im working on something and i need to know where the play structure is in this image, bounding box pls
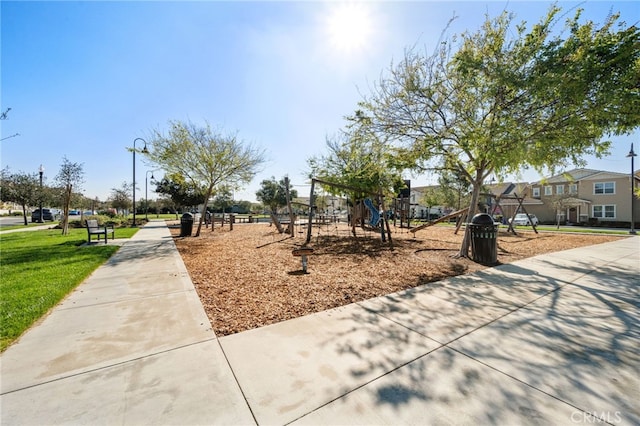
[304,178,394,247]
[363,198,381,227]
[391,181,412,228]
[485,191,538,234]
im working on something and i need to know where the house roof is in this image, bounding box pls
[578,170,634,180]
[532,167,634,184]
[484,182,514,196]
[533,168,601,184]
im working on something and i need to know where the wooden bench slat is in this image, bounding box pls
[292,248,314,256]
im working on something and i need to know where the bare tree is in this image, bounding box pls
[55,157,84,235]
[109,182,133,215]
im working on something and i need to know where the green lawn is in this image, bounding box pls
[429,221,631,235]
[0,227,138,352]
[512,225,631,235]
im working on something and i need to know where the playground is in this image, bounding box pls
[170,221,622,337]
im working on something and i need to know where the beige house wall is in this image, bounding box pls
[405,169,639,226]
[530,170,639,225]
[579,174,638,223]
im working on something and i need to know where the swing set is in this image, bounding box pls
[486,191,538,234]
[304,178,394,247]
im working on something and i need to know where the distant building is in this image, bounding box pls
[408,167,639,227]
[527,168,639,226]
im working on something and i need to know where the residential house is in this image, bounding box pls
[411,182,539,221]
[527,168,639,226]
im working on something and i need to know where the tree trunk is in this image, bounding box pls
[457,174,483,258]
[195,185,215,237]
[21,204,28,226]
[61,185,72,235]
[284,177,295,235]
[271,212,284,233]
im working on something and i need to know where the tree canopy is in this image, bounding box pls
[352,6,639,256]
[0,167,41,225]
[255,176,298,214]
[307,123,406,204]
[147,120,266,236]
[154,173,207,213]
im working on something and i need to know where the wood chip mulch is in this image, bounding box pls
[169,221,622,336]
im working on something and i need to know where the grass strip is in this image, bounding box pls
[0,228,136,352]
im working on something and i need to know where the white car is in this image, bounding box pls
[510,213,539,226]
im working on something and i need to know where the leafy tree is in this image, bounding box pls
[147,120,266,236]
[54,158,84,235]
[355,7,639,257]
[308,123,405,201]
[307,122,406,233]
[210,186,233,213]
[154,173,206,213]
[0,167,41,225]
[109,182,132,215]
[255,176,297,232]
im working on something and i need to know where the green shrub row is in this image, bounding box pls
[65,215,137,229]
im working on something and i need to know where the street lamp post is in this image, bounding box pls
[38,164,44,223]
[145,169,159,221]
[627,143,637,235]
[132,138,149,227]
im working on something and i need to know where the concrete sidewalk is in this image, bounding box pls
[1,221,638,425]
[1,221,252,425]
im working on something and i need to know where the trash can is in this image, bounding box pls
[469,213,498,265]
[180,212,194,237]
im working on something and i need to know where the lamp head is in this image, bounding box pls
[627,143,637,158]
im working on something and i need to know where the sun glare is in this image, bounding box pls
[325,3,373,54]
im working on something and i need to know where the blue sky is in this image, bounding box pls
[2,1,639,203]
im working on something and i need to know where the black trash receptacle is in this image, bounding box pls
[469,213,498,265]
[180,212,194,237]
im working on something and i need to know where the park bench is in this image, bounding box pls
[86,219,114,244]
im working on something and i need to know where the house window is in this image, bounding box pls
[569,184,577,194]
[556,185,564,195]
[532,187,540,198]
[544,186,552,196]
[593,205,616,219]
[594,182,615,194]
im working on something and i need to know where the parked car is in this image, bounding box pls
[510,213,539,226]
[31,208,56,222]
